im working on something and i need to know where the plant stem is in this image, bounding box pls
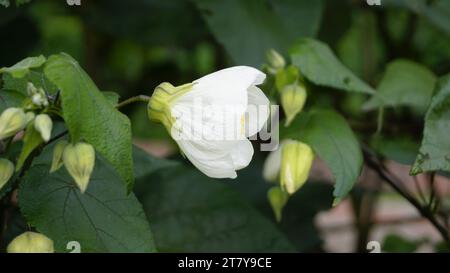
[362,145,450,247]
[116,95,151,109]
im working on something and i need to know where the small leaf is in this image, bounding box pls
[364,59,436,113]
[16,123,43,171]
[290,38,375,94]
[412,74,450,175]
[0,55,46,78]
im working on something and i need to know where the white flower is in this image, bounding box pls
[148,66,269,179]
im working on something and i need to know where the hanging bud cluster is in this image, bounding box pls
[27,82,49,108]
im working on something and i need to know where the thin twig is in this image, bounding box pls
[362,145,450,247]
[116,95,151,109]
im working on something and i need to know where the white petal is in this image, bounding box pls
[245,86,270,137]
[230,139,254,170]
[177,138,237,179]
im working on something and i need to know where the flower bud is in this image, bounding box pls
[7,231,54,253]
[50,140,68,173]
[267,186,289,222]
[266,49,285,73]
[262,146,282,182]
[280,141,314,195]
[63,142,95,193]
[25,112,35,125]
[281,84,307,126]
[0,107,27,140]
[27,82,38,96]
[34,114,53,142]
[0,158,14,190]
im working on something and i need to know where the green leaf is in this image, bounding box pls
[364,60,436,113]
[137,166,295,252]
[2,70,58,96]
[44,53,134,191]
[194,0,324,66]
[19,155,156,253]
[132,146,179,180]
[290,38,375,94]
[0,55,46,78]
[15,123,43,171]
[0,89,26,112]
[412,74,450,175]
[282,109,363,203]
[102,91,120,106]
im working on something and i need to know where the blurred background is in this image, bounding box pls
[1,0,449,252]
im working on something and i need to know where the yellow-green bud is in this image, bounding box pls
[26,82,38,96]
[262,147,282,183]
[280,141,314,195]
[50,140,68,173]
[281,84,307,126]
[34,114,53,142]
[267,186,289,222]
[25,112,35,125]
[266,49,285,73]
[0,158,14,190]
[63,142,95,193]
[7,232,54,253]
[0,107,27,140]
[147,82,193,131]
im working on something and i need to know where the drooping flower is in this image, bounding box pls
[280,83,307,126]
[0,107,28,140]
[7,232,54,253]
[63,142,95,193]
[148,66,270,179]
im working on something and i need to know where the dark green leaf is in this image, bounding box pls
[0,55,46,78]
[364,60,436,113]
[137,166,295,252]
[412,74,450,175]
[44,53,134,191]
[290,38,375,94]
[282,109,363,203]
[19,155,156,253]
[194,0,323,66]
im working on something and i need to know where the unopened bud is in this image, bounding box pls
[266,49,285,73]
[63,142,95,193]
[0,158,14,190]
[267,186,289,222]
[27,82,38,96]
[25,112,35,125]
[280,141,314,195]
[0,107,27,140]
[262,146,282,182]
[7,232,54,253]
[50,140,68,173]
[281,84,307,126]
[34,114,53,142]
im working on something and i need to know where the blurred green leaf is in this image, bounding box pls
[19,154,156,253]
[0,89,26,112]
[0,55,46,78]
[282,109,363,203]
[382,234,419,253]
[291,38,375,94]
[194,0,324,66]
[44,53,134,191]
[412,74,450,175]
[371,135,420,165]
[364,60,436,113]
[136,165,295,252]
